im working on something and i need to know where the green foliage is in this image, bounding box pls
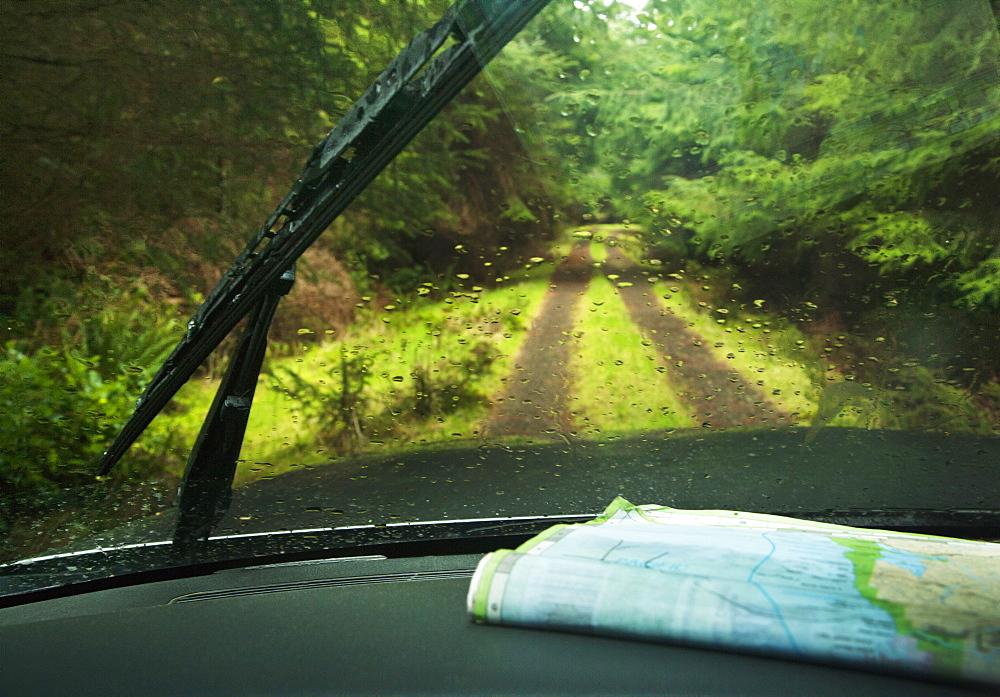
[0,305,182,522]
[953,257,1000,308]
[877,366,996,434]
[513,0,1000,313]
[268,301,501,453]
[0,0,555,498]
[4,0,546,306]
[2,1,343,292]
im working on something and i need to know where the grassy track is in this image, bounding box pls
[570,273,696,436]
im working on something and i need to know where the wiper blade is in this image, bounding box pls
[96,0,553,478]
[790,508,1000,538]
[459,508,1000,538]
[4,508,996,603]
[0,515,585,603]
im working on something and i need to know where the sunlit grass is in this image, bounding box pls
[156,271,554,486]
[570,274,695,437]
[589,241,608,264]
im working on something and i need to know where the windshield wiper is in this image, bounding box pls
[95,0,554,547]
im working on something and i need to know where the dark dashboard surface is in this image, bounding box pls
[1,553,990,696]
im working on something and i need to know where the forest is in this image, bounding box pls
[1,0,999,553]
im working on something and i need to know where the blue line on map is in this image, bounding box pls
[747,531,801,654]
[600,539,624,562]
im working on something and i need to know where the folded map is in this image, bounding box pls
[467,497,1000,685]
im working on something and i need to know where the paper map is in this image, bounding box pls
[467,498,1000,684]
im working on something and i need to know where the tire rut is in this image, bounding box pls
[486,241,593,437]
[602,245,791,428]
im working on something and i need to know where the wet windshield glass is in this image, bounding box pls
[2,0,998,565]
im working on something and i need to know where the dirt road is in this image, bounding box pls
[486,234,789,437]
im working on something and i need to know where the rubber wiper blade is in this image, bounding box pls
[784,508,1000,539]
[96,0,553,476]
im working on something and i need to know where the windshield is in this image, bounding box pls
[2,0,998,570]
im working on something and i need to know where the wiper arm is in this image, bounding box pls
[172,267,294,550]
[96,0,553,480]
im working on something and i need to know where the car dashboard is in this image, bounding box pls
[1,551,991,696]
